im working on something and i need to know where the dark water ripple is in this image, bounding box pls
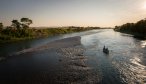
[81,29,146,84]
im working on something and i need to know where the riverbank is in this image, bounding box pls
[114,30,146,39]
[0,27,100,43]
[0,36,99,84]
[114,18,146,39]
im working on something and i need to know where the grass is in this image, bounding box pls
[0,27,99,43]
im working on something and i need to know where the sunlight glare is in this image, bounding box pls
[141,41,146,48]
[143,3,146,9]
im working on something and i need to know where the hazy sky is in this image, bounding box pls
[0,0,146,27]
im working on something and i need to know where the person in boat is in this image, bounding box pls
[103,46,109,54]
[103,46,105,50]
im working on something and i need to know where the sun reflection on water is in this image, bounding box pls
[141,41,146,48]
[129,56,146,83]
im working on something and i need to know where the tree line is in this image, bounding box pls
[0,18,97,42]
[0,18,34,41]
[114,18,146,35]
[0,18,32,30]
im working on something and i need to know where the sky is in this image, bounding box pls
[0,0,146,27]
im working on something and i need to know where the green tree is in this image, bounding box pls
[11,20,21,30]
[21,18,32,29]
[114,18,146,34]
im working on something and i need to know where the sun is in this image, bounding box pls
[143,3,146,9]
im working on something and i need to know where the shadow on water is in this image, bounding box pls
[0,49,62,84]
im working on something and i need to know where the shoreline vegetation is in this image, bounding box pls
[0,18,101,43]
[114,18,146,39]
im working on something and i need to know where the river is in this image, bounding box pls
[81,29,146,83]
[0,29,146,84]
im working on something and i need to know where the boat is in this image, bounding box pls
[103,46,109,54]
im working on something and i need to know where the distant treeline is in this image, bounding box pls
[114,18,146,38]
[0,18,100,43]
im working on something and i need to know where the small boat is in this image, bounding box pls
[103,46,109,54]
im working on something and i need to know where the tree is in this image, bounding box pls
[21,18,32,29]
[11,20,21,30]
[0,22,3,30]
[114,18,146,34]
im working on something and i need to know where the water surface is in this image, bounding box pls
[81,29,146,83]
[0,29,146,84]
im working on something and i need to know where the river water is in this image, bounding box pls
[81,30,146,83]
[0,29,146,84]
